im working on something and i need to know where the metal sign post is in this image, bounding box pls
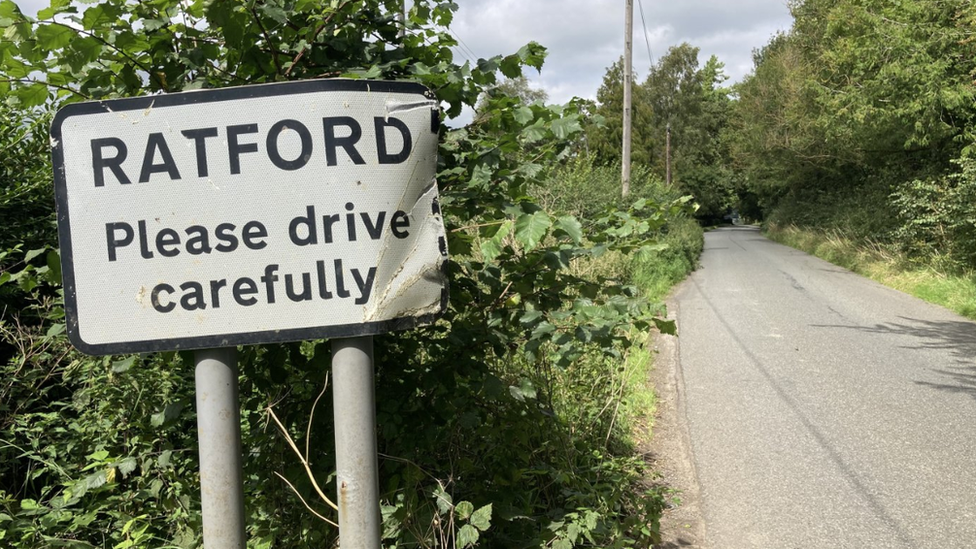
[332,336,381,548]
[194,347,246,549]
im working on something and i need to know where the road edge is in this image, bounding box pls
[649,281,708,548]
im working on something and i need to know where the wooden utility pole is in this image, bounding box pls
[666,122,672,186]
[399,1,406,39]
[622,0,633,197]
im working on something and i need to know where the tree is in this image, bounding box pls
[639,45,734,220]
[584,58,655,168]
[731,0,976,231]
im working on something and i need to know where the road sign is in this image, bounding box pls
[52,80,448,355]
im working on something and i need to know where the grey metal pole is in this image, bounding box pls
[332,336,381,549]
[622,0,633,197]
[195,347,246,549]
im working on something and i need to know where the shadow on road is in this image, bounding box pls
[813,317,976,398]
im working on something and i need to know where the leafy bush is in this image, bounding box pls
[891,156,976,272]
[764,180,899,242]
[535,158,703,303]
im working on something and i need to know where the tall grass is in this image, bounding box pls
[537,157,703,303]
[537,158,704,446]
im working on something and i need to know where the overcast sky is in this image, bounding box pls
[17,0,794,120]
[450,0,794,102]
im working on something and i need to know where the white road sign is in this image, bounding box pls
[52,80,448,355]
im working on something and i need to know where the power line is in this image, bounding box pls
[448,29,479,62]
[636,0,653,68]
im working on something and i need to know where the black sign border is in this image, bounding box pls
[52,79,447,356]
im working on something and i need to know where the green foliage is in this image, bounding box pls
[0,104,54,254]
[534,158,703,303]
[892,157,976,272]
[0,1,698,547]
[734,0,976,233]
[585,46,736,221]
[631,217,703,302]
[732,0,976,274]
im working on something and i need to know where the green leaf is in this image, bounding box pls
[480,220,513,262]
[554,216,583,244]
[509,379,536,402]
[519,310,543,325]
[35,23,74,49]
[111,356,137,373]
[567,522,581,543]
[259,3,288,24]
[515,210,551,251]
[0,1,21,20]
[552,539,573,549]
[151,402,185,427]
[65,36,101,69]
[499,54,521,79]
[46,323,65,338]
[514,106,533,124]
[24,247,46,263]
[432,485,453,515]
[83,471,106,490]
[529,321,555,340]
[364,65,382,78]
[455,500,474,520]
[457,524,479,547]
[469,503,492,531]
[653,317,676,336]
[2,21,28,43]
[550,116,582,139]
[520,119,546,143]
[116,457,137,476]
[16,83,48,108]
[517,42,547,70]
[518,162,543,178]
[81,4,118,30]
[46,249,62,284]
[2,49,29,77]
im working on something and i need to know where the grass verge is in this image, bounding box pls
[602,216,704,451]
[766,223,976,319]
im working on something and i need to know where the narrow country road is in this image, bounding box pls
[673,226,976,548]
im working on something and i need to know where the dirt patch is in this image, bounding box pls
[644,297,707,548]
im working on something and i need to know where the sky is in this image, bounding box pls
[15,0,795,122]
[449,0,795,111]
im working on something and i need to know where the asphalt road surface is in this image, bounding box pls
[673,226,976,548]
